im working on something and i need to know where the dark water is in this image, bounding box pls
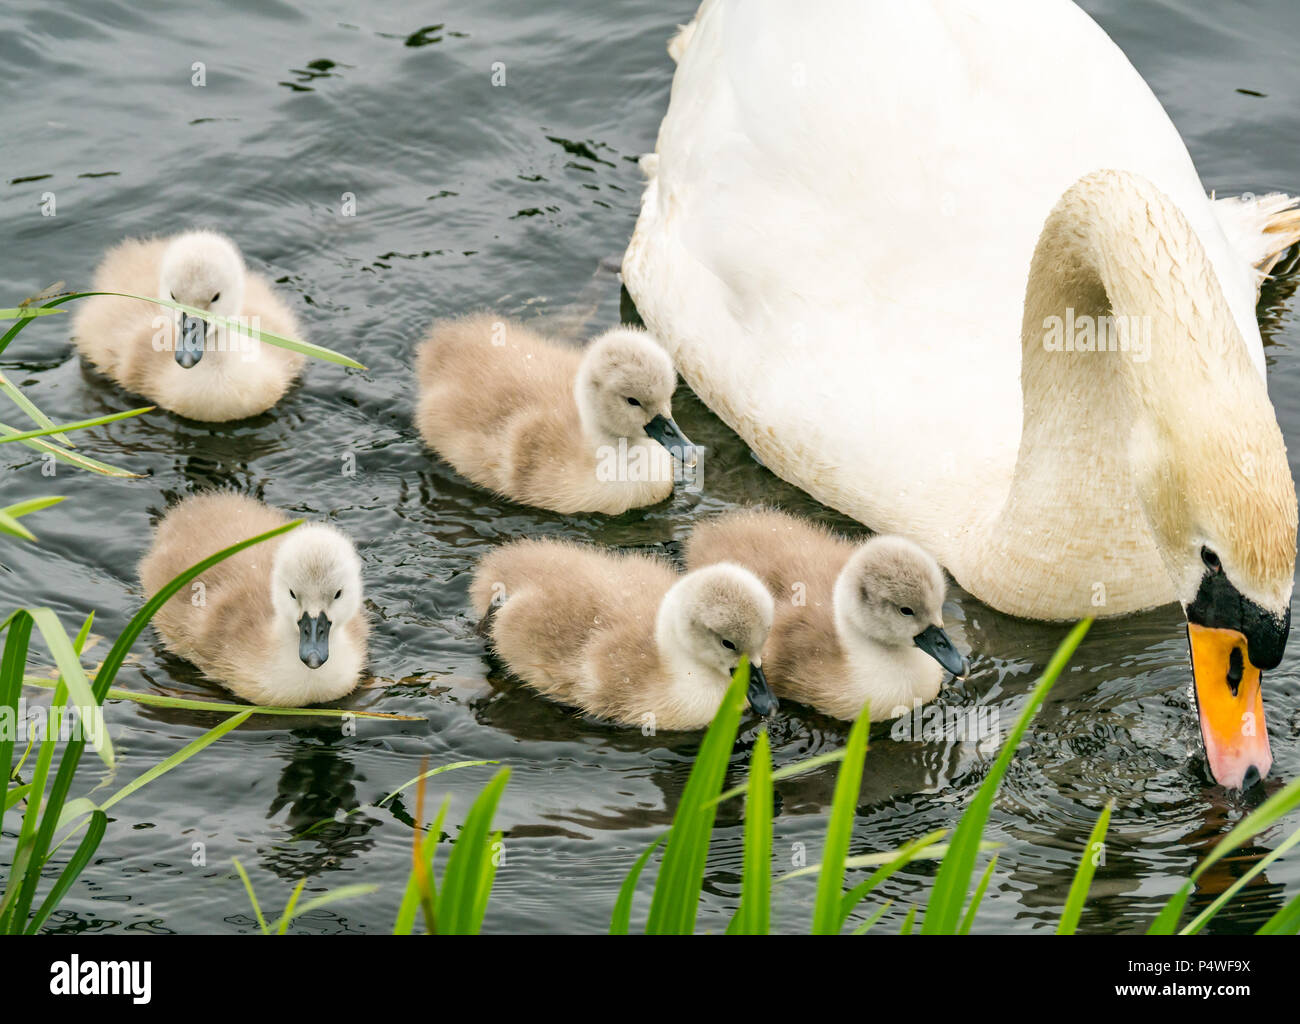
[2,0,1299,934]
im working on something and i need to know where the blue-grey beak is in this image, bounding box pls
[176,313,205,368]
[745,661,779,717]
[644,413,695,463]
[913,624,968,677]
[298,611,332,669]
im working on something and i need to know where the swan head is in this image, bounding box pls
[158,230,246,369]
[835,536,968,677]
[657,562,778,716]
[575,327,695,459]
[1131,410,1296,789]
[269,524,364,670]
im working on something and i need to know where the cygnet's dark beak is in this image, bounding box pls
[176,313,205,368]
[744,660,779,717]
[298,611,332,669]
[913,624,968,677]
[644,413,696,464]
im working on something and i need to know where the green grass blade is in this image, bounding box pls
[836,829,949,928]
[708,749,847,807]
[780,838,999,882]
[232,858,269,935]
[0,511,36,541]
[5,784,31,812]
[378,760,500,807]
[1183,825,1300,935]
[899,905,917,935]
[609,832,668,935]
[1257,889,1300,935]
[9,524,299,933]
[1149,771,1300,934]
[1058,801,1113,935]
[735,729,773,935]
[0,421,140,477]
[0,407,152,446]
[645,659,749,935]
[958,854,999,935]
[0,497,67,540]
[26,607,113,767]
[922,618,1092,935]
[0,613,34,792]
[1,679,67,931]
[20,675,419,721]
[395,798,448,935]
[436,767,510,934]
[1,290,363,368]
[811,701,871,934]
[851,900,893,935]
[471,829,504,932]
[275,884,379,933]
[25,810,106,934]
[35,291,364,369]
[1,496,66,521]
[275,879,308,935]
[0,297,66,358]
[0,369,74,448]
[0,307,64,321]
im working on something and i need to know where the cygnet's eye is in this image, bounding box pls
[1201,547,1221,573]
[626,397,641,407]
[720,637,737,651]
[334,589,342,600]
[900,606,914,616]
[211,292,220,303]
[289,589,297,601]
[170,292,177,301]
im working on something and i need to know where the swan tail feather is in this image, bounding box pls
[667,20,697,64]
[1212,191,1300,285]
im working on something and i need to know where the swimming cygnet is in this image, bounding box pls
[469,538,777,729]
[415,314,696,514]
[72,230,306,421]
[138,492,368,706]
[685,509,968,721]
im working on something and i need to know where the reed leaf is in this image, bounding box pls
[0,406,152,446]
[1149,771,1300,934]
[21,675,420,721]
[922,618,1092,934]
[812,701,871,934]
[958,854,999,935]
[734,729,773,935]
[609,833,667,935]
[644,659,749,935]
[25,810,106,934]
[1057,801,1113,935]
[436,767,510,934]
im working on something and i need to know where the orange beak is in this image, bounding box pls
[1187,623,1272,790]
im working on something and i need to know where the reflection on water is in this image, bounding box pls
[2,0,1300,933]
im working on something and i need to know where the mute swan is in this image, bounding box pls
[139,493,368,707]
[72,230,306,421]
[415,315,695,514]
[623,0,1300,788]
[686,509,967,721]
[470,539,777,729]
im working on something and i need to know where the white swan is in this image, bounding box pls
[623,0,1300,787]
[72,231,306,421]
